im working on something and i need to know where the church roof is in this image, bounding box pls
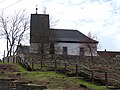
[50,29,98,43]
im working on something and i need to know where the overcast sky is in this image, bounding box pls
[0,0,120,57]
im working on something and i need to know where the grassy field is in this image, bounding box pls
[0,62,109,90]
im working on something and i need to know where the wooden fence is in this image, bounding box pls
[2,54,120,88]
[3,56,17,63]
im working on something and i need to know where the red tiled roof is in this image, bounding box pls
[97,51,120,58]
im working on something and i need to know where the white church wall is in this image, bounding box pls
[30,42,98,56]
[54,42,98,56]
[54,42,82,55]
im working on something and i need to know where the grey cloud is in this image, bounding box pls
[89,0,112,4]
[102,0,112,2]
[75,18,95,26]
[110,2,120,15]
[102,20,115,27]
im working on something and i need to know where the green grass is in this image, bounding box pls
[22,71,109,89]
[0,62,109,90]
[70,77,109,90]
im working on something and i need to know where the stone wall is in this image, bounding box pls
[0,78,15,90]
[0,78,47,90]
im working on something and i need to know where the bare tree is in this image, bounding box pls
[87,32,98,54]
[0,10,29,57]
[85,32,99,66]
[41,4,59,28]
[49,16,59,28]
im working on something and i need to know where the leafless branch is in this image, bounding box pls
[0,10,29,56]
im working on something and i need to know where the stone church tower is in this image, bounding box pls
[30,14,50,53]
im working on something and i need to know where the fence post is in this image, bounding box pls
[15,56,17,63]
[8,57,9,63]
[40,53,44,71]
[13,56,15,63]
[31,58,34,71]
[76,64,78,77]
[91,70,94,83]
[16,56,19,64]
[3,50,5,63]
[3,58,4,63]
[55,59,57,72]
[64,62,67,76]
[40,60,43,71]
[105,72,108,88]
